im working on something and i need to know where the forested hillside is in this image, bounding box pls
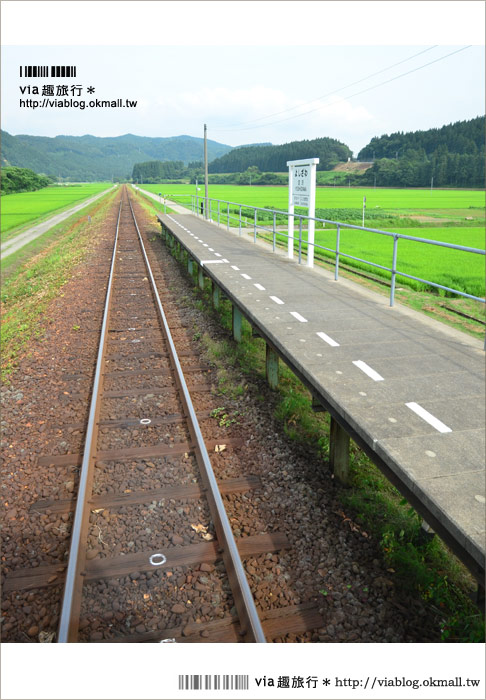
[208,137,352,173]
[357,117,485,188]
[1,131,233,181]
[132,160,187,182]
[132,159,287,185]
[1,166,52,194]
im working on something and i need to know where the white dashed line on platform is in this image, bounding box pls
[352,360,384,382]
[241,273,251,280]
[317,332,340,347]
[405,402,452,433]
[231,265,240,270]
[270,296,284,305]
[290,312,308,323]
[254,283,266,291]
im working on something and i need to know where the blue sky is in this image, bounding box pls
[2,2,485,156]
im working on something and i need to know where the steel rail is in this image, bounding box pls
[127,194,266,643]
[58,200,123,642]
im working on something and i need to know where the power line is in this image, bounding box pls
[214,45,438,131]
[212,45,472,134]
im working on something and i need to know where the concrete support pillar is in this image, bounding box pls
[419,519,436,543]
[329,416,350,484]
[198,266,205,290]
[232,305,242,343]
[212,280,221,309]
[187,256,194,276]
[265,344,279,390]
[474,583,485,607]
[311,396,326,412]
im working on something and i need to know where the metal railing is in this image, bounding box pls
[164,194,485,308]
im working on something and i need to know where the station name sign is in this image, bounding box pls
[292,167,311,207]
[286,157,319,267]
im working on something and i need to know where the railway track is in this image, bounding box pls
[55,188,267,642]
[4,188,326,643]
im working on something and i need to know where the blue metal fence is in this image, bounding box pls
[160,191,485,308]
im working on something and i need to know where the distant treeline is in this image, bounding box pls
[132,116,485,189]
[357,116,485,188]
[208,137,352,173]
[132,159,203,183]
[132,162,289,186]
[1,166,53,195]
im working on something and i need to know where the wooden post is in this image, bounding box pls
[212,280,221,309]
[232,305,242,343]
[329,416,350,484]
[265,344,279,390]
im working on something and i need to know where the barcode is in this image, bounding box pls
[178,675,249,691]
[20,66,77,78]
[20,66,48,77]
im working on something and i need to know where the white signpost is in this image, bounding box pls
[287,157,319,267]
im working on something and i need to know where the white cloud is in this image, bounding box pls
[154,86,375,149]
[156,85,290,127]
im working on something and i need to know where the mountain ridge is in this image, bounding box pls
[0,131,234,180]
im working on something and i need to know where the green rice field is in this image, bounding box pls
[140,183,484,213]
[302,226,484,299]
[1,183,112,239]
[140,184,485,299]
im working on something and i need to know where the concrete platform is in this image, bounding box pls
[156,207,485,582]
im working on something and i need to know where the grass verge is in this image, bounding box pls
[131,187,176,218]
[161,232,485,643]
[1,189,118,381]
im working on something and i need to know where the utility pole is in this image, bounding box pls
[204,123,209,219]
[430,176,434,194]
